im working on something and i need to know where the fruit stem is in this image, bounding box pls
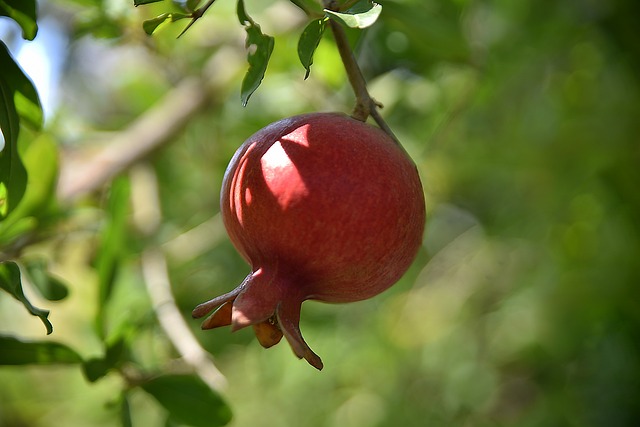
[324,1,402,147]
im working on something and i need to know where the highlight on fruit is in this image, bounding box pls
[192,112,426,370]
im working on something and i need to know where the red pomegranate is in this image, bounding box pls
[192,112,425,369]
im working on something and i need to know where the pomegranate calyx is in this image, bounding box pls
[191,277,248,319]
[192,272,323,369]
[252,317,283,348]
[276,302,323,370]
[200,301,233,329]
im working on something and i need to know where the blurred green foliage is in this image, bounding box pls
[1,0,639,426]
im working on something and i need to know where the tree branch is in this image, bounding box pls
[57,47,243,203]
[324,1,402,146]
[132,165,227,392]
[326,15,372,121]
[57,78,206,203]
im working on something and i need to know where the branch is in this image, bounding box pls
[132,165,227,392]
[141,248,227,391]
[324,1,402,146]
[326,15,372,121]
[57,47,243,203]
[57,78,206,203]
[178,0,218,38]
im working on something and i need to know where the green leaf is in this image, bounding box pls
[133,0,164,6]
[0,41,43,218]
[63,0,102,5]
[288,0,323,16]
[0,46,27,218]
[82,358,112,383]
[0,0,38,40]
[120,393,133,427]
[236,0,250,24]
[0,146,27,219]
[237,0,274,107]
[0,335,82,365]
[23,258,69,301]
[0,41,43,130]
[0,261,53,334]
[141,375,232,427]
[325,0,382,29]
[298,18,327,80]
[0,216,37,245]
[0,134,58,227]
[94,177,130,337]
[186,0,202,12]
[143,12,190,35]
[73,12,124,39]
[82,338,127,382]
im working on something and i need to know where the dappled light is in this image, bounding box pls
[1,0,639,426]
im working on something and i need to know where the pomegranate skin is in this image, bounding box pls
[193,112,425,369]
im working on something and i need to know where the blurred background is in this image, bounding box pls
[1,0,639,426]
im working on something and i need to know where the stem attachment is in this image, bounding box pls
[324,1,402,146]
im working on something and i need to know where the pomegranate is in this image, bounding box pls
[192,112,425,369]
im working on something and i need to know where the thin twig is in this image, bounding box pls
[328,17,399,143]
[141,248,227,391]
[370,103,402,146]
[178,0,218,38]
[132,165,227,392]
[325,14,372,121]
[325,1,402,148]
[323,0,402,147]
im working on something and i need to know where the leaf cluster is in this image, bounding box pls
[0,0,42,219]
[0,0,56,336]
[1,173,232,426]
[136,0,381,104]
[0,3,232,424]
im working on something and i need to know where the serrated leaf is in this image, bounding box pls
[237,0,274,107]
[0,261,53,334]
[325,0,382,29]
[133,0,164,6]
[143,12,190,35]
[24,258,69,301]
[298,18,327,80]
[0,0,38,40]
[141,375,232,427]
[0,335,82,365]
